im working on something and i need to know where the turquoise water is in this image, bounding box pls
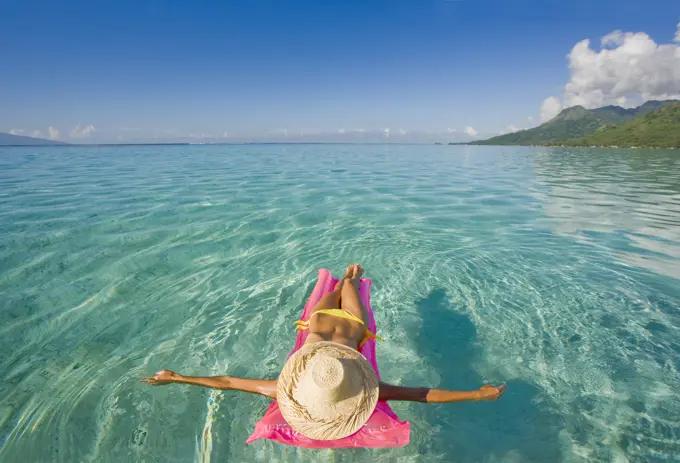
[1,144,679,462]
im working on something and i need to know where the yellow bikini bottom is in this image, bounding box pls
[294,308,383,349]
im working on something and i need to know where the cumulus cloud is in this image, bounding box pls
[398,128,406,135]
[31,130,44,138]
[70,124,96,138]
[563,27,680,108]
[601,30,626,48]
[464,126,477,137]
[9,128,24,135]
[527,116,534,122]
[48,126,60,140]
[676,22,680,42]
[447,128,457,133]
[383,127,390,138]
[540,96,564,122]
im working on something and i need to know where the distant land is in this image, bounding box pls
[548,101,680,149]
[469,100,679,148]
[0,132,68,146]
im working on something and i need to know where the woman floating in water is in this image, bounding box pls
[142,264,505,441]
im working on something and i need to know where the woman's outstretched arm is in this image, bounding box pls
[378,382,506,403]
[141,370,277,398]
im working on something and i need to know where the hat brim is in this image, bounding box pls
[277,341,379,440]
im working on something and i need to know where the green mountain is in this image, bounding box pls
[591,100,673,125]
[554,102,680,149]
[470,100,677,146]
[0,132,68,146]
[470,106,609,145]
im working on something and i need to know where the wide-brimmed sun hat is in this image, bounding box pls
[276,341,379,440]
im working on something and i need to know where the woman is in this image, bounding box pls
[142,264,505,440]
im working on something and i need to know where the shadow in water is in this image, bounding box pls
[414,289,564,462]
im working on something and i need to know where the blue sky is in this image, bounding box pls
[1,0,679,143]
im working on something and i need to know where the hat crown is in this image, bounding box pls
[295,354,361,406]
[310,356,345,391]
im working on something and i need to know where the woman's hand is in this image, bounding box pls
[140,369,180,386]
[477,384,506,401]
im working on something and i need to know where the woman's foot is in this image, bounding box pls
[344,264,356,280]
[350,264,364,287]
[334,264,356,291]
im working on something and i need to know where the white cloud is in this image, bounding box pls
[221,131,229,138]
[70,124,96,138]
[31,130,44,138]
[540,96,564,122]
[601,30,626,48]
[188,132,213,139]
[563,27,680,108]
[398,128,406,135]
[9,129,24,135]
[447,128,457,133]
[383,127,390,138]
[500,124,521,135]
[527,116,534,122]
[464,126,477,137]
[675,22,680,42]
[338,128,346,134]
[48,126,60,140]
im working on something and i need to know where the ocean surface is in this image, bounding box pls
[1,144,679,462]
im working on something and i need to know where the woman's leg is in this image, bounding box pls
[340,264,368,324]
[306,265,354,315]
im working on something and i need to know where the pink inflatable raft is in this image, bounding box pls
[246,268,410,448]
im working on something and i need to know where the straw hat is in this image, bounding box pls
[277,341,379,440]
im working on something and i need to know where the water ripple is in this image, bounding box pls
[1,145,679,461]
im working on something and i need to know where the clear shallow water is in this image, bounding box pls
[1,144,679,462]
